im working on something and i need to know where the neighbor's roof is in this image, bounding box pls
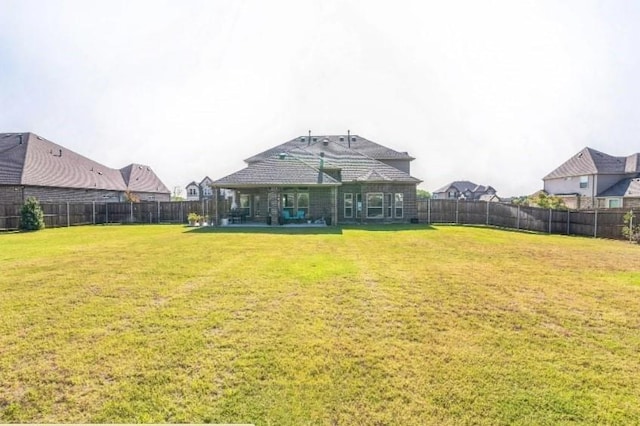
[244,134,415,164]
[434,180,485,194]
[121,163,170,193]
[0,132,169,193]
[544,147,640,179]
[599,177,640,197]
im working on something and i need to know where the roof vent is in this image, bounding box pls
[351,137,356,142]
[322,138,329,146]
[300,137,305,142]
[339,136,345,142]
[278,152,287,160]
[313,137,318,142]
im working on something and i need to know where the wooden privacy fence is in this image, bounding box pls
[0,198,635,240]
[0,200,217,230]
[417,199,634,240]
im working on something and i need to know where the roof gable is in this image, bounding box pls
[599,177,640,197]
[544,147,636,179]
[121,163,170,193]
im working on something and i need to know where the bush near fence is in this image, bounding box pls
[0,200,217,230]
[0,199,636,241]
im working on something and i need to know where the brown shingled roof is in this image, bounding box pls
[0,132,169,194]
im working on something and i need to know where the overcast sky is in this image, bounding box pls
[2,0,640,197]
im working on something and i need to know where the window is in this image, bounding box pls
[394,193,404,218]
[188,187,197,196]
[608,198,621,208]
[239,194,251,216]
[297,192,309,216]
[356,193,363,218]
[385,193,392,217]
[282,193,295,216]
[282,191,308,217]
[367,193,383,218]
[579,176,588,189]
[344,193,353,218]
[448,190,457,199]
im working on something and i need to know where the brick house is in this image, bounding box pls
[212,134,421,225]
[0,132,170,203]
[543,147,640,209]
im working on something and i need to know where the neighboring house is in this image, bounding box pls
[185,176,215,201]
[0,132,170,203]
[543,147,640,209]
[212,134,421,225]
[432,181,499,201]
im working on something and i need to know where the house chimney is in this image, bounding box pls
[347,130,350,148]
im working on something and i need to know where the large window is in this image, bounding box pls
[344,193,353,218]
[579,176,588,189]
[356,194,363,218]
[366,193,383,218]
[394,193,404,218]
[282,191,309,218]
[240,194,251,216]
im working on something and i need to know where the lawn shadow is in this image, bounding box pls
[185,223,437,235]
[184,225,344,235]
[340,223,437,232]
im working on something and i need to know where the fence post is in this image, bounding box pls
[486,201,490,225]
[516,205,520,230]
[130,202,134,223]
[157,201,161,224]
[567,210,570,235]
[106,203,109,224]
[92,201,96,224]
[548,208,552,234]
[427,197,431,224]
[630,210,634,243]
[456,199,459,224]
[66,202,70,227]
[594,209,598,238]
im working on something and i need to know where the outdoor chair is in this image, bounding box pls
[282,210,291,221]
[295,210,305,222]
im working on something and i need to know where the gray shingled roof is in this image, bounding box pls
[599,177,640,197]
[0,132,169,194]
[214,138,420,187]
[434,180,482,194]
[245,134,414,164]
[544,147,640,179]
[121,163,170,193]
[213,154,340,187]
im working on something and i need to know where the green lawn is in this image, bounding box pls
[0,224,639,424]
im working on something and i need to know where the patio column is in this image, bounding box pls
[268,187,280,226]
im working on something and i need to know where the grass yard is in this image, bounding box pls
[0,224,639,424]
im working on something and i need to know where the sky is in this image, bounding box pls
[2,0,640,197]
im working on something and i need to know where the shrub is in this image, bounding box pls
[622,211,640,243]
[20,197,45,231]
[187,212,202,224]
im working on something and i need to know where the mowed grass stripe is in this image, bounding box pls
[0,225,638,424]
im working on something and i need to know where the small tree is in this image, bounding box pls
[622,210,640,243]
[20,197,45,231]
